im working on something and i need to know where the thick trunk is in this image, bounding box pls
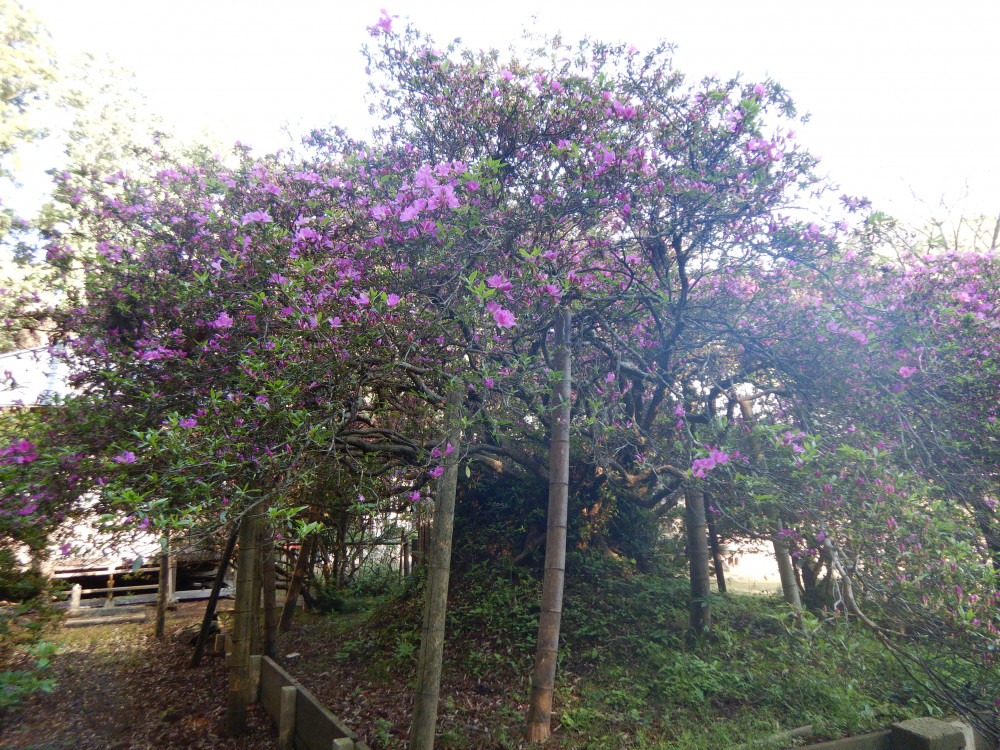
[279,534,314,633]
[685,489,712,637]
[409,385,464,750]
[527,311,572,743]
[225,509,260,737]
[190,526,238,668]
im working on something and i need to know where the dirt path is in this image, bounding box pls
[0,602,275,750]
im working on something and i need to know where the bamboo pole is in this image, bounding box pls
[527,310,573,743]
[225,508,260,737]
[409,384,464,750]
[685,489,712,637]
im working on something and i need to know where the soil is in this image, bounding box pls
[1,598,533,749]
[0,601,275,750]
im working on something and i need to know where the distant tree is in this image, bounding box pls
[0,0,54,177]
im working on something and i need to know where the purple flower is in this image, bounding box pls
[487,274,512,294]
[113,451,137,464]
[179,417,198,428]
[240,210,273,225]
[486,301,516,328]
[483,377,494,389]
[898,366,918,378]
[211,311,234,329]
[429,466,444,478]
[369,9,393,36]
[386,293,401,307]
[60,543,72,556]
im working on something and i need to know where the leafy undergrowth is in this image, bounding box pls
[279,553,941,749]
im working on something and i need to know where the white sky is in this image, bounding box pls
[13,0,1000,225]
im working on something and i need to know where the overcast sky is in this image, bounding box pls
[15,0,1000,225]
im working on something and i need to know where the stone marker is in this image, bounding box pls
[891,718,965,750]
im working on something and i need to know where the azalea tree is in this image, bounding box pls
[357,15,862,740]
[11,8,998,743]
[683,212,1000,734]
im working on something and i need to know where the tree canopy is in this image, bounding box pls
[2,11,999,742]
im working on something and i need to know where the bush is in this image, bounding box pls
[0,548,46,602]
[348,562,400,598]
[311,576,347,614]
[0,641,57,710]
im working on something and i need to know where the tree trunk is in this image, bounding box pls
[738,398,803,624]
[250,520,264,659]
[771,514,804,626]
[707,513,727,594]
[190,526,238,668]
[261,527,278,660]
[280,534,314,633]
[401,531,409,580]
[155,539,169,639]
[225,508,260,737]
[409,384,464,750]
[527,310,572,743]
[685,489,712,637]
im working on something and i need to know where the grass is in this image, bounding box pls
[283,553,947,749]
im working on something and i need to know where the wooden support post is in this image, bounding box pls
[685,489,712,638]
[190,526,238,668]
[155,551,169,638]
[105,565,115,607]
[332,739,354,749]
[249,655,262,703]
[168,555,178,603]
[70,583,81,611]
[278,685,296,750]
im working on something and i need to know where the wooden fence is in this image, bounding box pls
[251,655,371,750]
